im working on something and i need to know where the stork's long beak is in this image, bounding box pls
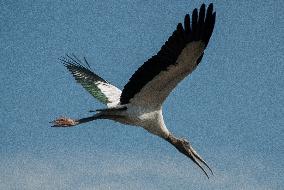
[166,134,213,178]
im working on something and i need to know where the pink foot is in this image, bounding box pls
[50,117,78,127]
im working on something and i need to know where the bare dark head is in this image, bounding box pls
[166,133,213,178]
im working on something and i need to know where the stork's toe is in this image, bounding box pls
[50,117,78,127]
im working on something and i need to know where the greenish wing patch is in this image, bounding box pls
[60,55,110,105]
[77,80,110,104]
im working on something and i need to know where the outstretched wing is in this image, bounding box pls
[60,55,121,107]
[120,3,216,108]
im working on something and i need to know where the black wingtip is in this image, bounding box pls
[212,11,216,18]
[208,3,214,10]
[177,23,183,31]
[199,4,206,19]
[192,8,198,17]
[184,14,190,29]
[59,54,91,71]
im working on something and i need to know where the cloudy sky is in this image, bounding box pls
[1,0,283,189]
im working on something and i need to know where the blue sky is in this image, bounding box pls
[1,0,283,189]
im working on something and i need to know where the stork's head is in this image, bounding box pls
[166,134,213,178]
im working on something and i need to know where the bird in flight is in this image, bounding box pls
[51,3,216,178]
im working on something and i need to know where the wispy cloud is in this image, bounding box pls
[0,150,280,190]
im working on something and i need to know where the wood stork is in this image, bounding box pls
[51,3,216,178]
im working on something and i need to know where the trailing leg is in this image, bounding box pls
[50,112,102,127]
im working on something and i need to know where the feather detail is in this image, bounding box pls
[60,54,121,107]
